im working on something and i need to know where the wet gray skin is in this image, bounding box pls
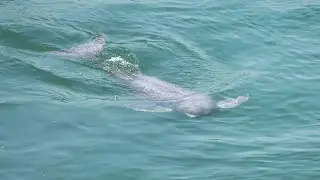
[122,73,219,117]
[50,34,105,58]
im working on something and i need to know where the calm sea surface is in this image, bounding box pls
[1,0,320,179]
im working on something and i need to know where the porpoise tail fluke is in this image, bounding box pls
[216,95,249,109]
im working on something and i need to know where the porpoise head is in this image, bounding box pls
[174,93,218,117]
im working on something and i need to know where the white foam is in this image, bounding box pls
[101,56,139,74]
[106,57,136,67]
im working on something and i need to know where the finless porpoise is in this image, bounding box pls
[51,34,248,117]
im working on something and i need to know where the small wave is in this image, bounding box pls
[0,100,22,108]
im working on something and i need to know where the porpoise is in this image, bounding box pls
[51,34,248,117]
[114,72,248,117]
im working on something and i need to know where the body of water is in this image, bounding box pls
[1,0,320,179]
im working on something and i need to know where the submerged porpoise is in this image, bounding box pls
[115,72,248,117]
[51,34,248,117]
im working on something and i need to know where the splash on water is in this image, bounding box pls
[101,56,139,75]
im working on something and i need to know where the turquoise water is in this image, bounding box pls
[1,0,320,179]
